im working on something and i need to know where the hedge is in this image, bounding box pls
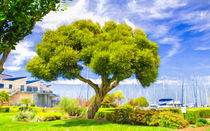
[185,108,210,124]
[0,107,10,112]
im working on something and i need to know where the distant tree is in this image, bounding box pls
[0,0,71,73]
[114,90,124,106]
[135,97,149,107]
[21,98,32,107]
[0,91,9,106]
[125,97,149,107]
[26,20,160,119]
[127,98,137,107]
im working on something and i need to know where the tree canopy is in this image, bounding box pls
[27,20,159,87]
[0,0,70,73]
[26,19,160,118]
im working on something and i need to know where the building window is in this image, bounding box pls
[0,84,4,88]
[27,86,32,92]
[20,85,24,91]
[40,87,43,93]
[9,84,12,89]
[33,87,38,92]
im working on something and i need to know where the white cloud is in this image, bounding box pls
[36,0,110,31]
[159,37,181,58]
[4,41,37,71]
[124,19,136,29]
[195,46,210,51]
[52,78,140,85]
[128,0,186,19]
[4,66,21,71]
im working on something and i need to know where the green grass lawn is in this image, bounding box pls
[0,113,174,131]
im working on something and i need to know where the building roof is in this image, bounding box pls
[0,74,13,79]
[159,98,174,102]
[26,80,40,84]
[3,76,26,81]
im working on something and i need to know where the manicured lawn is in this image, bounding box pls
[0,113,173,131]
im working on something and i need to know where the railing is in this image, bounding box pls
[9,88,20,96]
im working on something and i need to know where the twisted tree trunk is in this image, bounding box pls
[86,93,105,119]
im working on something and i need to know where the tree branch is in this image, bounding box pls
[0,49,11,73]
[77,74,99,93]
[106,80,120,93]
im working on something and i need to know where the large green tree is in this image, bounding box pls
[26,20,160,119]
[0,0,70,73]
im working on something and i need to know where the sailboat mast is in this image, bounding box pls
[181,80,184,107]
[194,79,198,107]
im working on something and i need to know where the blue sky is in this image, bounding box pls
[2,0,210,93]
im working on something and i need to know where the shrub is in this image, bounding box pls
[61,112,69,120]
[150,111,189,129]
[20,98,32,107]
[9,106,19,112]
[112,107,155,125]
[31,103,36,107]
[197,118,208,124]
[0,106,10,112]
[195,122,205,127]
[15,111,35,121]
[36,112,62,121]
[185,108,210,124]
[80,107,88,116]
[59,97,81,116]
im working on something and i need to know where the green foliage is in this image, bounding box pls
[195,122,205,127]
[30,103,36,107]
[150,111,189,129]
[35,112,62,121]
[0,91,9,105]
[80,107,88,116]
[134,97,149,107]
[197,118,208,124]
[0,0,71,52]
[8,106,19,112]
[125,97,149,107]
[89,91,125,108]
[15,111,35,121]
[112,108,154,125]
[185,108,210,124]
[20,98,32,107]
[0,106,10,112]
[27,20,159,87]
[0,113,173,131]
[59,97,81,116]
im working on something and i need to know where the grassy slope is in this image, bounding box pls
[0,113,173,131]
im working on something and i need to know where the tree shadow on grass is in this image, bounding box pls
[53,119,110,127]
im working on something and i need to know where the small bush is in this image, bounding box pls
[150,111,189,129]
[59,97,81,116]
[61,113,69,120]
[9,106,19,112]
[30,103,35,107]
[36,112,62,121]
[196,122,205,127]
[197,118,208,124]
[15,111,35,121]
[80,107,87,116]
[112,107,154,125]
[0,107,10,112]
